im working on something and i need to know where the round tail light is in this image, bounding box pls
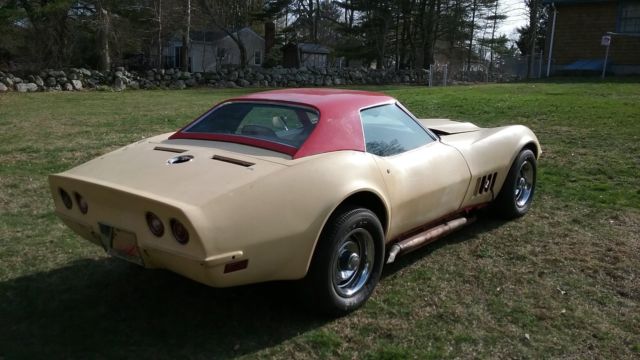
[75,192,88,214]
[59,188,73,209]
[146,212,164,237]
[170,219,189,244]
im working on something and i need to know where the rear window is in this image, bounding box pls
[185,102,319,148]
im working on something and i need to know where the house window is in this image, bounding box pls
[620,1,640,33]
[175,46,182,68]
[254,50,262,65]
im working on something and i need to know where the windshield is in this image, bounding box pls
[185,102,319,149]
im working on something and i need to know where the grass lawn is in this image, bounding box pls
[0,82,638,359]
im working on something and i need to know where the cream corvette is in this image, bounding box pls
[49,89,540,314]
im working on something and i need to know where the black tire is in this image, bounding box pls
[306,206,385,316]
[493,149,537,219]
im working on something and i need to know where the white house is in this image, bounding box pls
[163,27,265,71]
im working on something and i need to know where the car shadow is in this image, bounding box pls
[0,212,508,358]
[0,258,327,359]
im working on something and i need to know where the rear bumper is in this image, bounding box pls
[57,212,248,288]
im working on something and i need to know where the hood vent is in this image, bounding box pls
[212,155,254,167]
[154,146,187,153]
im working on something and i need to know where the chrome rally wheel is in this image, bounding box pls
[332,228,375,297]
[307,207,384,316]
[515,160,534,208]
[493,148,537,219]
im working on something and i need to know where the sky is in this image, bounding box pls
[497,0,529,39]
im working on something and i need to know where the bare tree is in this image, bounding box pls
[486,0,507,72]
[466,0,478,74]
[152,0,163,68]
[180,0,191,71]
[198,0,258,67]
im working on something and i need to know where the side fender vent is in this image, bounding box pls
[211,155,255,167]
[474,172,498,195]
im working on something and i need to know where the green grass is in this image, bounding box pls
[1,83,639,359]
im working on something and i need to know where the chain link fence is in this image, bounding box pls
[423,52,547,87]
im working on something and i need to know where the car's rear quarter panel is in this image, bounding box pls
[193,150,390,284]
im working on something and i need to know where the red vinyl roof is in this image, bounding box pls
[232,88,394,111]
[170,88,396,159]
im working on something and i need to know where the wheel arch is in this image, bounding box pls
[303,189,390,274]
[337,191,389,235]
[522,141,541,159]
[497,142,539,197]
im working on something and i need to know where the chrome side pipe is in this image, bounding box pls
[386,217,473,264]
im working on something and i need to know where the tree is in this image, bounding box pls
[521,0,546,78]
[485,0,507,72]
[153,0,163,68]
[198,0,260,67]
[13,0,76,68]
[180,0,190,71]
[95,0,111,71]
[466,0,478,73]
[0,1,27,67]
[0,0,523,74]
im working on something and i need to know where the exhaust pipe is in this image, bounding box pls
[386,217,473,264]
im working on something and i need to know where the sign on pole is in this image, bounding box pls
[601,35,611,47]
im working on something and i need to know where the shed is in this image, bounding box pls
[282,43,330,68]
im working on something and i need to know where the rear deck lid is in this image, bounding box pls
[56,133,288,207]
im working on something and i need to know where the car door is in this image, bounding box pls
[360,103,471,239]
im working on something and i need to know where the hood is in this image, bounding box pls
[54,133,289,207]
[418,118,481,135]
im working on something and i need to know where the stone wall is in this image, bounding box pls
[0,66,429,93]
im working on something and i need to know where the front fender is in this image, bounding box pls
[440,125,541,207]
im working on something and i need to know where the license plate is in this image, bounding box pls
[99,223,144,266]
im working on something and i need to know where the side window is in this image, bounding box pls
[361,104,434,156]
